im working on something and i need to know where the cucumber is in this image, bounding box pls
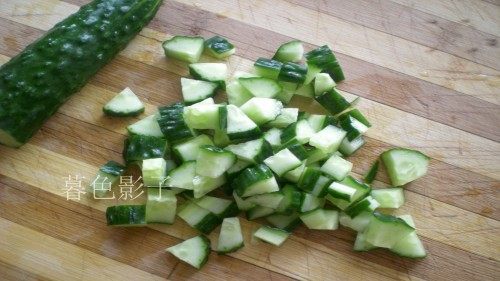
[276,185,302,214]
[314,73,336,96]
[106,205,146,227]
[122,135,167,164]
[320,154,353,181]
[297,167,321,192]
[103,87,145,117]
[364,160,379,184]
[327,182,357,202]
[232,164,279,197]
[263,148,302,176]
[344,196,380,218]
[225,138,273,164]
[338,136,365,157]
[213,129,231,147]
[309,175,332,198]
[325,176,371,210]
[189,63,228,87]
[157,102,196,142]
[363,212,414,248]
[226,160,252,180]
[380,148,430,186]
[300,193,325,213]
[353,232,377,252]
[195,145,236,178]
[166,235,211,269]
[238,77,282,99]
[281,119,315,144]
[278,62,307,84]
[371,188,405,209]
[240,98,283,125]
[280,140,309,160]
[146,188,177,224]
[183,102,223,130]
[300,209,339,230]
[309,125,347,153]
[276,81,297,104]
[217,217,244,254]
[283,162,306,183]
[273,40,304,63]
[0,0,162,147]
[305,45,345,82]
[162,36,204,63]
[142,158,167,187]
[247,192,284,209]
[303,63,322,85]
[305,148,333,165]
[89,161,125,198]
[338,109,371,127]
[164,161,196,190]
[178,202,221,234]
[294,83,314,98]
[246,205,276,220]
[315,88,351,115]
[266,108,299,128]
[173,135,214,162]
[306,114,328,132]
[233,191,256,211]
[339,115,369,141]
[339,211,373,232]
[254,58,282,80]
[253,226,290,246]
[194,196,239,218]
[193,174,226,198]
[226,80,253,106]
[181,78,219,105]
[390,232,426,258]
[127,114,163,137]
[266,213,302,232]
[204,36,235,59]
[263,128,282,148]
[224,105,261,141]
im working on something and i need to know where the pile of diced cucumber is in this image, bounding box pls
[97,35,430,270]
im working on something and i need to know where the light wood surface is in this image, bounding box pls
[0,0,499,280]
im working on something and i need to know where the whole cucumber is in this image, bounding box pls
[0,0,162,147]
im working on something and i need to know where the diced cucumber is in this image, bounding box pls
[225,138,273,164]
[276,81,297,104]
[213,129,231,147]
[363,212,414,248]
[127,114,163,137]
[398,214,416,228]
[247,192,284,209]
[280,139,309,161]
[189,63,228,87]
[266,213,302,232]
[181,78,219,105]
[309,125,347,153]
[89,161,125,198]
[106,205,146,227]
[142,158,167,187]
[157,103,196,142]
[263,128,283,148]
[353,232,377,252]
[273,40,304,63]
[315,88,351,115]
[204,36,235,59]
[338,109,371,127]
[339,211,373,232]
[224,105,261,141]
[314,73,336,96]
[303,63,322,85]
[310,175,332,197]
[254,58,283,80]
[267,108,299,128]
[240,98,283,125]
[193,174,226,198]
[164,161,196,190]
[233,165,280,197]
[239,77,282,99]
[233,191,256,211]
[364,160,379,184]
[321,154,352,181]
[173,135,214,162]
[338,136,365,157]
[226,80,253,106]
[275,185,302,214]
[283,162,306,183]
[146,188,177,224]
[371,188,405,209]
[305,147,333,165]
[184,102,223,130]
[294,83,314,98]
[162,36,204,63]
[246,205,275,220]
[254,226,290,246]
[305,45,345,82]
[297,167,321,193]
[166,235,211,269]
[103,87,145,117]
[327,182,357,201]
[390,232,426,258]
[339,115,369,141]
[344,196,380,218]
[300,193,325,213]
[281,119,315,144]
[123,135,167,164]
[306,114,328,132]
[381,148,430,186]
[194,196,239,218]
[195,145,236,178]
[217,217,244,254]
[178,202,221,234]
[325,176,371,210]
[264,148,302,176]
[300,209,339,230]
[226,160,252,180]
[278,62,307,84]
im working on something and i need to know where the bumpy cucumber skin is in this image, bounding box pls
[254,58,282,80]
[278,62,307,83]
[195,213,222,234]
[204,36,235,58]
[305,45,345,82]
[157,103,195,142]
[106,205,146,226]
[232,164,274,197]
[99,160,126,176]
[0,0,162,147]
[315,88,351,115]
[123,135,167,164]
[364,160,379,184]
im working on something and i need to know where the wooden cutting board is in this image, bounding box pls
[0,0,499,280]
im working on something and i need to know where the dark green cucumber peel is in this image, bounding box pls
[106,205,146,226]
[123,135,167,164]
[157,102,195,142]
[0,0,163,147]
[364,160,379,184]
[305,45,345,82]
[204,36,234,56]
[278,62,307,83]
[100,160,126,176]
[315,88,351,115]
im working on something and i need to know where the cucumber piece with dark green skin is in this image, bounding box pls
[364,160,379,184]
[123,135,168,164]
[278,62,307,84]
[305,45,345,82]
[0,0,162,148]
[106,205,146,226]
[157,102,196,142]
[204,36,235,59]
[315,88,351,115]
[254,58,282,80]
